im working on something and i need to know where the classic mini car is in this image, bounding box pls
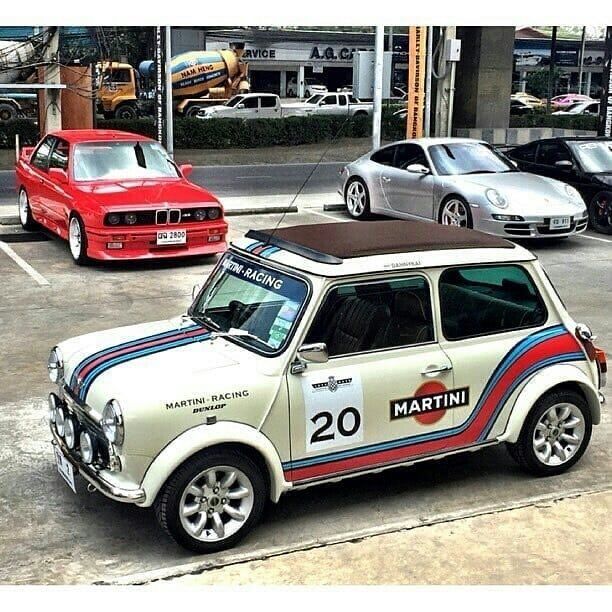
[507,137,612,235]
[47,220,606,553]
[340,138,588,239]
[15,129,227,263]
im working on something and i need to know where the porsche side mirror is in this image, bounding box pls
[555,160,573,170]
[179,164,193,178]
[49,168,68,184]
[406,163,429,175]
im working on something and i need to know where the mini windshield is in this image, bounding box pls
[73,141,179,181]
[191,253,309,354]
[226,96,244,107]
[428,142,515,175]
[568,140,612,173]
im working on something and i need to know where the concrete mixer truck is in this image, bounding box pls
[0,39,38,121]
[96,43,249,119]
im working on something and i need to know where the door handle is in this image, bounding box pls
[382,176,391,183]
[421,364,453,377]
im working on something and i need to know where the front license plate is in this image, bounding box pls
[550,216,570,229]
[54,445,76,494]
[156,229,187,245]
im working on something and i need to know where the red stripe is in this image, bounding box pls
[77,327,210,381]
[289,332,582,483]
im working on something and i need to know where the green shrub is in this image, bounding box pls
[510,112,598,130]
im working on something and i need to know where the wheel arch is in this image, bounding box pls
[138,421,290,508]
[499,363,601,444]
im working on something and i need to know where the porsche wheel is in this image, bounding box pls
[345,178,371,220]
[68,214,89,265]
[155,450,266,553]
[589,191,612,235]
[18,188,37,230]
[439,196,473,228]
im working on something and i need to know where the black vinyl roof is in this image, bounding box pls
[247,220,514,264]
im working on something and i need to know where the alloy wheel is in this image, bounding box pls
[441,199,468,227]
[346,181,366,217]
[69,217,82,260]
[18,190,29,225]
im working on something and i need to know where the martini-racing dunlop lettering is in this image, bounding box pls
[221,256,284,290]
[390,386,470,420]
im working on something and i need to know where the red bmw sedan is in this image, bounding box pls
[15,129,228,264]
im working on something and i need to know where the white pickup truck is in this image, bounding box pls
[197,93,306,120]
[288,92,373,117]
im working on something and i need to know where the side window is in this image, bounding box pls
[321,95,336,106]
[305,277,434,357]
[439,265,547,340]
[49,139,69,171]
[371,145,397,166]
[243,97,258,109]
[510,143,537,163]
[31,137,54,171]
[536,141,571,166]
[260,96,277,108]
[338,95,347,106]
[393,144,428,170]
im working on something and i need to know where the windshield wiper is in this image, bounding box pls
[211,328,270,347]
[461,169,497,175]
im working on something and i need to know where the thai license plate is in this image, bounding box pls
[156,229,187,245]
[54,445,76,494]
[550,216,570,229]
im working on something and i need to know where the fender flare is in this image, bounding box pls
[137,421,290,507]
[499,363,601,444]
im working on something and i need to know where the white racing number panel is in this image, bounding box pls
[157,229,187,245]
[302,371,364,453]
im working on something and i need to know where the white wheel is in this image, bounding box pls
[68,215,88,264]
[345,179,370,219]
[440,198,471,228]
[18,189,36,230]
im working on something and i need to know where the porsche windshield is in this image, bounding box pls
[191,253,309,354]
[429,142,515,175]
[73,141,179,181]
[568,140,612,173]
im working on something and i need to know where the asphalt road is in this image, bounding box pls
[0,162,345,201]
[0,209,610,584]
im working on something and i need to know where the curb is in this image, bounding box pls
[0,216,18,226]
[323,203,345,212]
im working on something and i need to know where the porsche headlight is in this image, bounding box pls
[485,188,508,209]
[564,184,582,201]
[101,399,124,445]
[48,347,64,383]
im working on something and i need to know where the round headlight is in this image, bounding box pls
[194,208,207,222]
[485,188,508,209]
[207,208,220,220]
[48,393,59,423]
[64,416,76,449]
[565,184,582,201]
[80,431,95,464]
[124,213,138,225]
[101,399,124,445]
[107,213,121,225]
[48,347,64,383]
[55,406,66,437]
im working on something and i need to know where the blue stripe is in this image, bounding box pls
[79,332,211,402]
[245,241,263,253]
[259,246,280,258]
[70,324,199,388]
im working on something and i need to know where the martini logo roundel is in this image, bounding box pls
[390,382,470,425]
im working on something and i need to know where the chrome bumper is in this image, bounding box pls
[51,426,145,504]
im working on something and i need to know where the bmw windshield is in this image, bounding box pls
[429,142,515,175]
[190,252,309,354]
[568,140,612,173]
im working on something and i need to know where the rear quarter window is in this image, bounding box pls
[439,264,548,340]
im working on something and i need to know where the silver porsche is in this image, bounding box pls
[339,138,588,238]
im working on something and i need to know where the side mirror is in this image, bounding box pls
[510,159,519,168]
[179,164,193,178]
[192,284,201,300]
[49,168,68,184]
[298,342,329,364]
[406,163,429,175]
[555,160,573,170]
[237,103,245,109]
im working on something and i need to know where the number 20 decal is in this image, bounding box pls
[310,407,361,445]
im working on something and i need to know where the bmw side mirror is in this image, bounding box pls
[179,164,193,178]
[406,164,429,175]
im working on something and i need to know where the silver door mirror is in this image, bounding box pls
[406,163,429,175]
[192,284,201,300]
[298,342,329,363]
[555,160,573,169]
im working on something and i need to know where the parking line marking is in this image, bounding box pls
[0,241,50,286]
[578,234,612,244]
[307,208,350,222]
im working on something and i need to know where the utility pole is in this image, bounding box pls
[578,26,586,95]
[164,26,174,158]
[434,26,457,137]
[547,26,558,114]
[41,26,61,133]
[372,25,384,150]
[423,26,433,137]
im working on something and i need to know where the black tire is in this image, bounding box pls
[184,105,202,118]
[68,213,89,266]
[0,102,17,122]
[114,104,137,120]
[344,177,372,220]
[506,388,592,477]
[155,449,267,554]
[18,188,37,230]
[588,191,612,235]
[438,195,473,229]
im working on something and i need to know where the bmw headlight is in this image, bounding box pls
[485,188,508,209]
[564,184,582,202]
[48,347,64,383]
[101,399,124,445]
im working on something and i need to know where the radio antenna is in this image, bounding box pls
[264,114,355,244]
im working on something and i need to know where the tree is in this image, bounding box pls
[526,67,561,99]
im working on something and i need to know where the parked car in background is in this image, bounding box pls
[507,137,612,234]
[550,94,594,109]
[552,100,600,116]
[196,93,304,119]
[16,130,227,263]
[340,138,588,239]
[286,77,328,97]
[286,92,372,117]
[511,92,544,108]
[511,98,534,116]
